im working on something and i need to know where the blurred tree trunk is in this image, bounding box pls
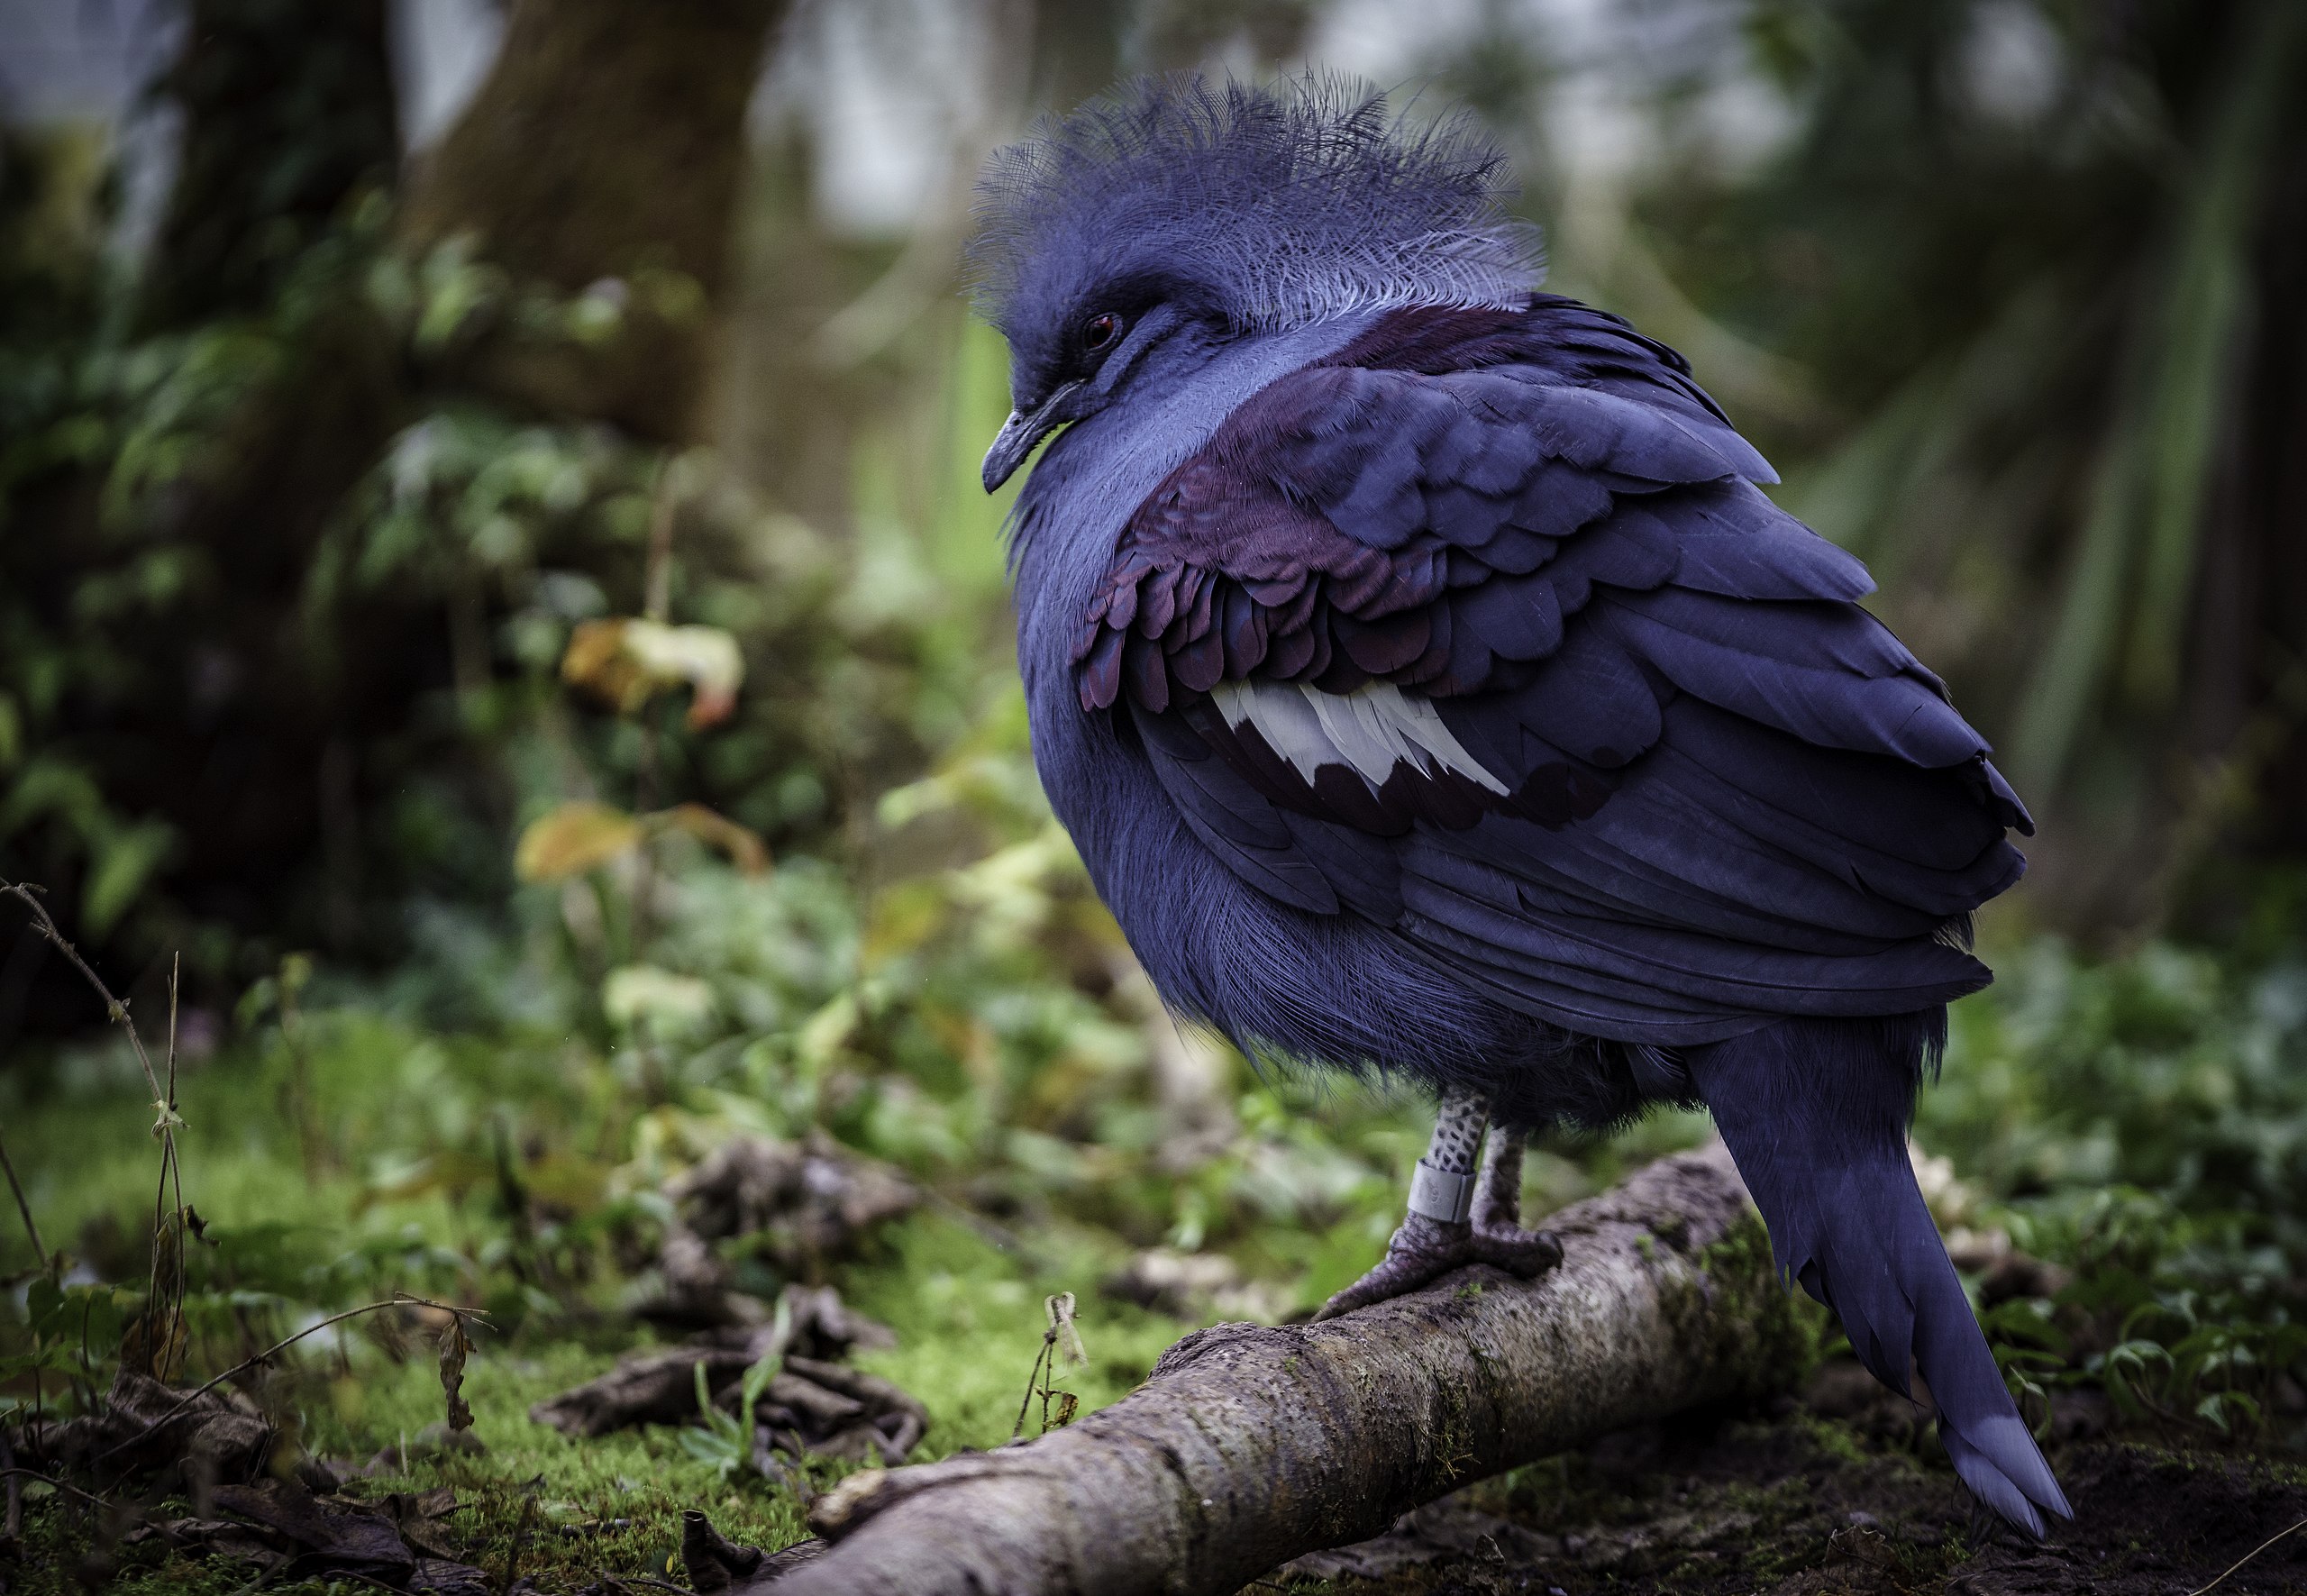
[140,0,397,329]
[2187,120,2307,868]
[91,2,785,983]
[60,4,413,984]
[398,0,788,441]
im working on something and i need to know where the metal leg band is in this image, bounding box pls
[1407,1156,1476,1223]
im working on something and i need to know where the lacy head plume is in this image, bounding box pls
[969,74,1545,343]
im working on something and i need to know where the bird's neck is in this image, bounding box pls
[1008,310,1384,672]
[1000,309,1383,889]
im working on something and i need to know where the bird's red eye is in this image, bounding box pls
[1082,313,1122,351]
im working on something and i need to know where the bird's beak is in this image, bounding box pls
[981,381,1082,492]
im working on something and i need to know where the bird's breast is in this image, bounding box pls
[1007,312,1388,862]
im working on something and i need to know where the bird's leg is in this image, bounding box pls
[1469,1125,1563,1273]
[1314,1087,1558,1321]
[1313,1085,1486,1320]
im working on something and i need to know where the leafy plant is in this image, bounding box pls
[679,1296,789,1482]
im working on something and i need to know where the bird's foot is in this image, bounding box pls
[1311,1211,1560,1321]
[1313,1121,1561,1322]
[1313,1212,1474,1320]
[1470,1125,1560,1275]
[1471,1209,1564,1275]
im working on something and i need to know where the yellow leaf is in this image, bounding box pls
[603,964,716,1035]
[515,801,643,882]
[652,802,769,874]
[560,617,744,726]
[560,619,648,712]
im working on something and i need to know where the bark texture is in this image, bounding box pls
[397,0,787,439]
[141,0,398,329]
[747,1142,1800,1596]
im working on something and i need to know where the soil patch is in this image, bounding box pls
[1274,1363,2307,1595]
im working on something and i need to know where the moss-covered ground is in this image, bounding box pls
[12,999,2307,1593]
[15,1207,1204,1592]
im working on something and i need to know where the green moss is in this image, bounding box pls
[8,907,2302,1591]
[1692,1215,1827,1400]
[6,1205,1198,1594]
[841,1211,1187,1453]
[1793,1409,1878,1468]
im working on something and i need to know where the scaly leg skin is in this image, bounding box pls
[1313,1090,1561,1322]
[1469,1125,1563,1274]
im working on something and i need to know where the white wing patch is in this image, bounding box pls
[1208,679,1509,795]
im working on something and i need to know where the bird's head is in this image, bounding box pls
[971,74,1544,491]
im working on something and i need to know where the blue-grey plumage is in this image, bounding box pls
[972,75,2067,1537]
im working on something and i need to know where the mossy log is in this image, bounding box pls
[745,1142,1803,1595]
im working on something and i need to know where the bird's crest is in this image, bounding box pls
[971,75,1544,335]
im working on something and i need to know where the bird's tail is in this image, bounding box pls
[1686,1014,2071,1537]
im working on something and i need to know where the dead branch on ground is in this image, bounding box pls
[743,1142,1797,1596]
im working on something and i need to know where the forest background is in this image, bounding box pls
[3,1,2306,1591]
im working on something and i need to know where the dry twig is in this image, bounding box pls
[0,1432,19,1542]
[2184,1515,2307,1596]
[1,881,190,1375]
[0,1466,113,1509]
[0,883,175,1132]
[91,1294,489,1471]
[0,1122,46,1272]
[1009,1292,1086,1440]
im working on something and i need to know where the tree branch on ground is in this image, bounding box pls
[742,1143,1801,1596]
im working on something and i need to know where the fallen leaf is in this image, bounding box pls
[20,1371,270,1482]
[213,1478,415,1584]
[514,802,643,882]
[438,1318,473,1433]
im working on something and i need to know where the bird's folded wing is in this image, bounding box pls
[1078,301,2029,1042]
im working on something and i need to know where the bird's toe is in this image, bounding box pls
[1472,1221,1561,1278]
[1311,1214,1473,1320]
